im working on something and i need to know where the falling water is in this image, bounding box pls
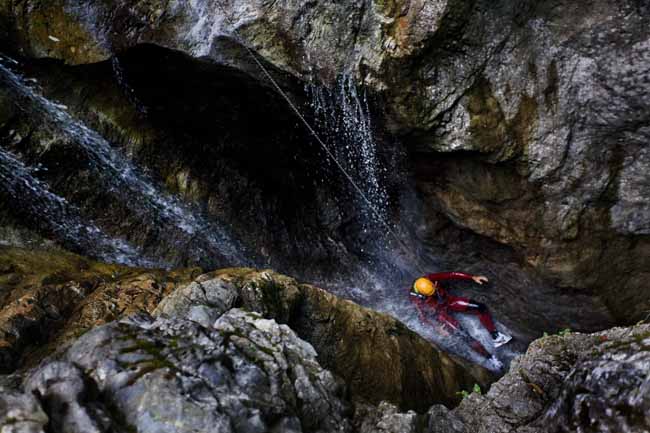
[0,146,150,266]
[307,75,518,371]
[0,57,247,268]
[111,57,148,115]
[0,51,517,370]
[309,75,391,228]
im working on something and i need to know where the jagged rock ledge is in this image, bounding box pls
[426,324,650,433]
[0,247,491,419]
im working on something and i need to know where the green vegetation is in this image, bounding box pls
[457,383,482,399]
[542,328,571,338]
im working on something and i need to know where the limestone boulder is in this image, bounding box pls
[0,246,199,372]
[427,324,650,433]
[12,309,351,433]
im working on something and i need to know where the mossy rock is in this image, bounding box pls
[213,268,494,412]
[10,0,109,63]
[0,246,200,372]
[0,250,493,412]
[466,76,538,162]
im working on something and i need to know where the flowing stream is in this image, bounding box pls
[0,58,248,269]
[0,146,149,266]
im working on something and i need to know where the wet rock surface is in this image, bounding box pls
[0,50,274,269]
[1,0,647,330]
[1,266,646,433]
[0,247,648,432]
[0,248,491,412]
[0,252,493,433]
[0,247,200,373]
[412,206,616,344]
[0,44,394,281]
[0,2,649,430]
[427,324,650,433]
[157,268,494,411]
[0,44,570,354]
[20,309,351,433]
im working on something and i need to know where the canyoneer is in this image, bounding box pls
[409,272,511,366]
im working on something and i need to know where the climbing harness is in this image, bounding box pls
[212,1,428,275]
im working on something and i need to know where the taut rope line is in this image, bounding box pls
[212,2,427,275]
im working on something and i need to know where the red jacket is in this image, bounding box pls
[409,272,474,326]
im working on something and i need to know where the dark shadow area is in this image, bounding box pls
[0,43,401,280]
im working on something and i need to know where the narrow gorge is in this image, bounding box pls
[0,1,648,432]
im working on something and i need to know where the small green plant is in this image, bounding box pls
[457,383,482,399]
[542,328,572,338]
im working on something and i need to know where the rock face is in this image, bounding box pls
[0,248,499,433]
[1,3,648,431]
[18,309,351,433]
[0,246,200,373]
[0,387,48,433]
[0,44,610,350]
[0,48,302,270]
[0,255,648,433]
[407,1,650,325]
[355,402,419,433]
[0,248,492,413]
[1,0,648,326]
[217,269,493,410]
[0,43,393,281]
[0,0,444,81]
[426,324,650,433]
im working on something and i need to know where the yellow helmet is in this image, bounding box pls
[413,278,436,296]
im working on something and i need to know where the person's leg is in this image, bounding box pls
[446,296,497,334]
[436,309,490,359]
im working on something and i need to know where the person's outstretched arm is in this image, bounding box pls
[426,272,489,285]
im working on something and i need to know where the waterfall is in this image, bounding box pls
[0,146,150,266]
[0,58,247,268]
[309,75,391,232]
[111,57,148,115]
[307,75,423,298]
[306,76,517,371]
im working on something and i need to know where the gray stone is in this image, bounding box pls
[425,324,650,433]
[356,401,419,433]
[0,387,48,433]
[427,405,463,433]
[153,277,238,327]
[25,362,109,433]
[43,308,352,433]
[2,0,649,326]
[541,327,650,433]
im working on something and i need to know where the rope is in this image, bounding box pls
[212,2,428,275]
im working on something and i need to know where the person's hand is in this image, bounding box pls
[472,275,489,285]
